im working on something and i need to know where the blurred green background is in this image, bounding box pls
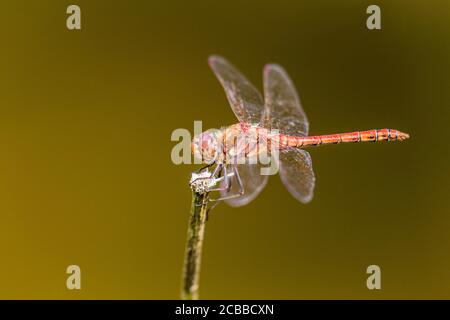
[0,0,448,299]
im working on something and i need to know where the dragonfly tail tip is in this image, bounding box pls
[398,131,410,141]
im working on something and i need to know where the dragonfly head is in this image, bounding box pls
[192,129,223,164]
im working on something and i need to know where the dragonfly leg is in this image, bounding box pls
[233,163,245,196]
[195,163,214,174]
[207,189,244,203]
[207,164,232,193]
[191,163,226,207]
[205,166,233,219]
[193,172,234,208]
[210,162,222,177]
[193,164,244,212]
[208,164,245,203]
[205,201,220,221]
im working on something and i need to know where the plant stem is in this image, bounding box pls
[181,190,209,300]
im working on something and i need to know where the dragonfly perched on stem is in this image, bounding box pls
[190,55,409,207]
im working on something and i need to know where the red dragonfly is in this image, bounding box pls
[191,55,409,206]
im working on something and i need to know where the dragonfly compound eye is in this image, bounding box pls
[193,130,222,164]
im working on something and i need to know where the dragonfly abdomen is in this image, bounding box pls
[279,129,409,148]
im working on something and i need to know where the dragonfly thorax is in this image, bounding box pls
[192,124,272,165]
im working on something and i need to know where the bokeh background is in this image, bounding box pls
[0,0,448,299]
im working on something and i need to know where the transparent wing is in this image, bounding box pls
[209,55,265,124]
[221,164,268,207]
[279,148,315,203]
[263,63,309,135]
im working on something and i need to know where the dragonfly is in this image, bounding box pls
[191,55,409,207]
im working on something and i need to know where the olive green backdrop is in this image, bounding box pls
[0,0,448,299]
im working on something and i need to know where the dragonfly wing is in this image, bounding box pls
[221,164,268,207]
[279,148,315,203]
[263,63,309,136]
[209,55,265,124]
